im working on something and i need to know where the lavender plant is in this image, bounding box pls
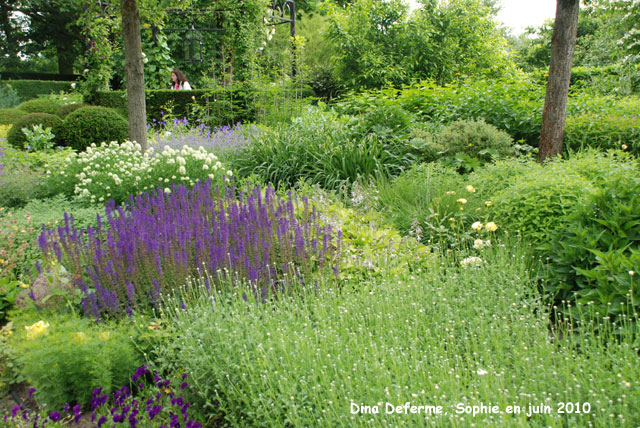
[2,365,202,428]
[38,181,341,319]
[150,117,251,154]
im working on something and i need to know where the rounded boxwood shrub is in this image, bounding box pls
[0,108,28,125]
[16,97,61,115]
[6,113,64,149]
[59,106,129,151]
[55,103,89,119]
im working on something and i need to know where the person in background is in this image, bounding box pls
[170,69,192,90]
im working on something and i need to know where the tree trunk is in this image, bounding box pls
[121,0,147,152]
[538,0,579,162]
[56,40,75,75]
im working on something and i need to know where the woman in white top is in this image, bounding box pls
[171,69,192,90]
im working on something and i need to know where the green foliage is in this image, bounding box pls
[141,32,175,90]
[490,163,590,247]
[230,108,415,190]
[0,166,46,208]
[22,124,56,152]
[10,315,143,410]
[0,84,21,108]
[2,80,76,102]
[0,108,28,125]
[59,106,128,151]
[324,0,513,90]
[437,119,513,159]
[334,77,545,146]
[17,98,62,115]
[55,103,89,119]
[565,113,640,155]
[544,157,640,323]
[6,113,63,150]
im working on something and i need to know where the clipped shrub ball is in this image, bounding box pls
[59,106,129,151]
[56,103,89,119]
[6,113,64,149]
[17,97,61,115]
[0,108,29,125]
[437,119,514,161]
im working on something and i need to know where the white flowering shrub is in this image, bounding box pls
[45,141,232,205]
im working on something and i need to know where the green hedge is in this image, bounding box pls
[1,80,76,101]
[93,84,313,126]
[93,87,260,126]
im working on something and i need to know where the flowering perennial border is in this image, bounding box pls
[38,181,341,319]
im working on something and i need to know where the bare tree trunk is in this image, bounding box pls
[538,0,579,162]
[121,0,147,152]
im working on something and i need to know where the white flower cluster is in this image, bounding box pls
[48,141,232,205]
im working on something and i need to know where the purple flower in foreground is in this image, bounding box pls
[11,406,21,418]
[28,388,36,399]
[73,404,82,423]
[48,412,61,422]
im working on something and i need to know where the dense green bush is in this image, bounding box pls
[0,108,28,125]
[6,113,63,150]
[543,155,640,323]
[59,106,128,151]
[55,103,89,119]
[437,119,514,159]
[16,98,62,115]
[10,315,143,410]
[1,80,75,101]
[565,114,640,155]
[229,108,415,190]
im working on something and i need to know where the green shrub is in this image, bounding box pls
[437,119,514,160]
[544,156,640,323]
[0,108,28,125]
[490,163,590,247]
[565,114,640,155]
[0,84,21,108]
[16,98,62,115]
[10,315,143,410]
[0,166,46,208]
[488,151,639,248]
[55,103,89,119]
[356,103,413,138]
[59,106,128,151]
[6,113,63,150]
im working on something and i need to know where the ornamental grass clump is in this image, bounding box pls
[38,181,340,319]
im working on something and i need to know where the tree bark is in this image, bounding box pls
[121,0,148,152]
[538,0,579,162]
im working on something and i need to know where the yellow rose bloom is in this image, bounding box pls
[486,222,498,232]
[472,221,483,231]
[457,198,467,204]
[465,185,476,193]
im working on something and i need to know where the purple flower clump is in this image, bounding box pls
[153,119,251,153]
[38,181,341,319]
